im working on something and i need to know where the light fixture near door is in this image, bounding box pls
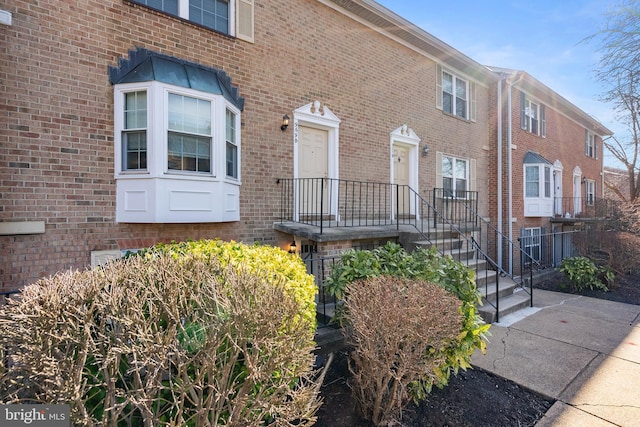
[281,114,290,131]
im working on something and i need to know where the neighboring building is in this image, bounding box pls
[488,68,613,271]
[0,0,497,291]
[604,166,630,201]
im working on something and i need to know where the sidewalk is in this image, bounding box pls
[471,289,640,427]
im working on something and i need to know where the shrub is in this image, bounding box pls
[559,256,614,292]
[345,276,463,426]
[325,243,490,399]
[0,243,319,426]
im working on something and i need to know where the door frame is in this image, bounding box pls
[293,101,341,221]
[390,125,420,219]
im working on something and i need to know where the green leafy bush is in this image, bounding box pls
[559,256,614,292]
[1,241,319,426]
[325,242,490,400]
[345,276,464,426]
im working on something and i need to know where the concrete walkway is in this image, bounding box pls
[471,289,640,427]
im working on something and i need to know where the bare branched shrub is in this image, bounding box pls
[0,253,320,426]
[343,276,463,426]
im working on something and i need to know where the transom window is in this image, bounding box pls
[521,92,546,137]
[442,155,468,198]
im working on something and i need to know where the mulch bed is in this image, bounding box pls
[315,270,640,426]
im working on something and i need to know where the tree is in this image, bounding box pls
[588,0,640,201]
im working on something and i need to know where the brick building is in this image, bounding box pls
[0,0,499,291]
[489,68,612,271]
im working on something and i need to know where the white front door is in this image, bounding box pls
[298,126,329,216]
[393,144,411,216]
[553,170,562,216]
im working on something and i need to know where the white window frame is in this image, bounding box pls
[442,155,469,198]
[585,179,595,206]
[130,0,253,42]
[521,92,546,137]
[522,227,542,262]
[436,65,476,121]
[114,81,242,223]
[442,70,468,120]
[585,131,596,158]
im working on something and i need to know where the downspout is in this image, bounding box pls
[497,79,503,269]
[506,72,524,275]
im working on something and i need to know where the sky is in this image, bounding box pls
[375,0,624,167]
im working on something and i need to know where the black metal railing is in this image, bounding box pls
[278,177,538,323]
[554,197,621,219]
[278,178,397,233]
[519,229,581,270]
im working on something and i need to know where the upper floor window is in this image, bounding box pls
[130,0,254,42]
[585,130,598,158]
[520,92,546,137]
[436,65,476,122]
[442,155,468,198]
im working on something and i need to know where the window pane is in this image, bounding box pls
[443,93,453,114]
[123,131,147,170]
[455,78,466,100]
[455,159,466,180]
[190,0,229,33]
[168,132,211,173]
[168,93,211,135]
[442,156,453,178]
[544,166,551,198]
[525,166,539,197]
[456,96,467,118]
[226,142,237,178]
[226,109,236,143]
[124,91,147,129]
[442,72,453,94]
[138,0,178,14]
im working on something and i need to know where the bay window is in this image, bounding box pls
[111,48,244,223]
[523,152,553,216]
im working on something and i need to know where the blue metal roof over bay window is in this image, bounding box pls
[108,47,244,111]
[523,151,552,165]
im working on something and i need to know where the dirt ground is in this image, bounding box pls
[315,270,640,426]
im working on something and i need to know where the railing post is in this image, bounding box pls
[320,178,324,234]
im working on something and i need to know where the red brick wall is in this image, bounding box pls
[0,0,491,289]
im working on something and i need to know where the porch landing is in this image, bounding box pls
[273,221,419,242]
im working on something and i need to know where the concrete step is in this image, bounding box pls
[476,274,518,299]
[478,291,531,324]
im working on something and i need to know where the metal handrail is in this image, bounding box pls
[278,177,538,322]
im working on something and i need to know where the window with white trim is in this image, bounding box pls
[524,162,553,217]
[114,82,241,222]
[522,227,542,262]
[521,92,546,137]
[436,65,476,121]
[130,0,254,42]
[442,155,468,198]
[585,179,595,206]
[118,84,241,178]
[585,130,597,158]
[525,165,551,198]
